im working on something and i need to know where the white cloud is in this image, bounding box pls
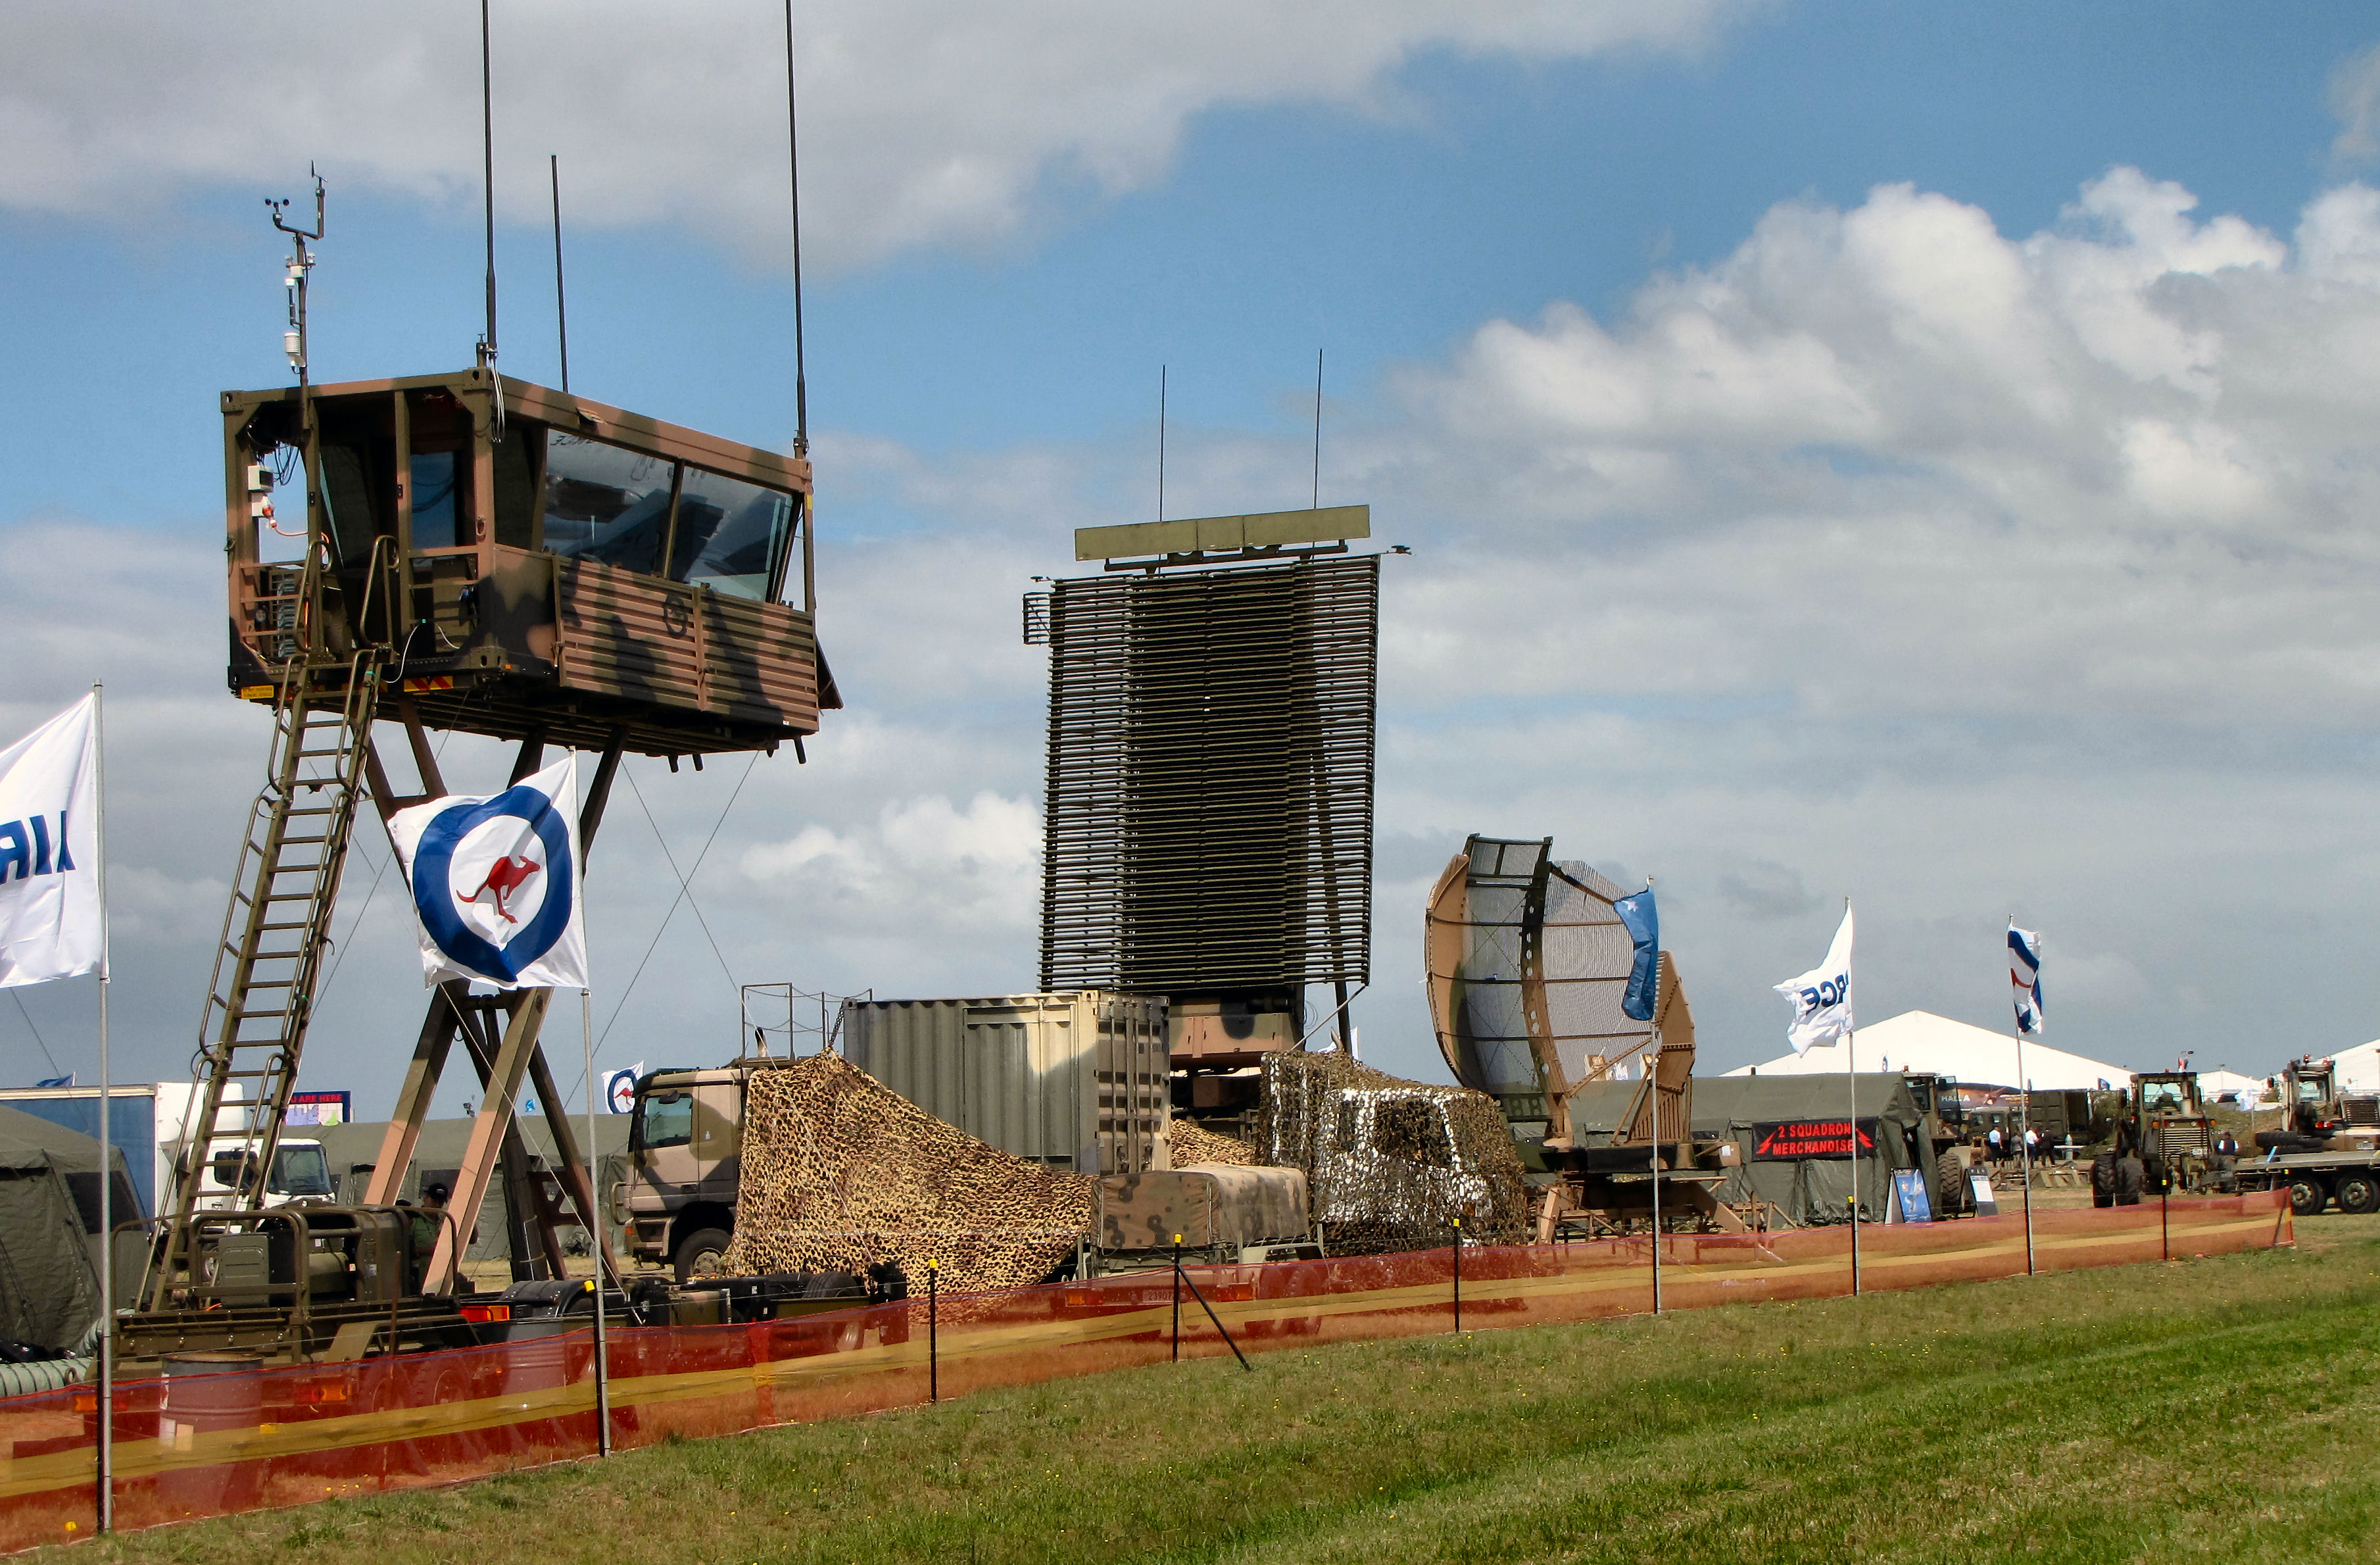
[2331,41,2380,167]
[742,790,1040,935]
[18,164,2380,1101]
[0,1,1747,272]
[1343,168,2380,1072]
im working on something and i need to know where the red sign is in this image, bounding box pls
[1751,1118,1878,1160]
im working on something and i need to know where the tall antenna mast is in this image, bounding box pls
[478,0,498,368]
[785,1,809,455]
[1311,348,1323,510]
[550,154,570,393]
[1157,364,1168,522]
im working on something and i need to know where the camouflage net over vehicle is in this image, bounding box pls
[720,1053,1092,1294]
[1167,1121,1261,1167]
[1255,1052,1530,1254]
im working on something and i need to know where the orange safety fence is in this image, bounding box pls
[0,1191,2289,1552]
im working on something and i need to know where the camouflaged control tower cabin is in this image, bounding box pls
[222,366,835,756]
[135,362,839,1330]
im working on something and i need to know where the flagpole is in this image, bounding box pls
[2010,921,2035,1277]
[1847,1021,1860,1297]
[2016,1041,2035,1277]
[584,985,608,1456]
[1649,979,1663,1315]
[91,684,111,1534]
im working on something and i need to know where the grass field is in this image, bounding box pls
[48,1218,2380,1565]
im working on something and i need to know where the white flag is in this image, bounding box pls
[1775,905,1855,1055]
[606,1063,646,1114]
[0,697,102,989]
[389,755,586,990]
[2008,924,2043,1035]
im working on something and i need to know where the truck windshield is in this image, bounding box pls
[639,1091,694,1150]
[271,1144,333,1197]
[2141,1081,2190,1114]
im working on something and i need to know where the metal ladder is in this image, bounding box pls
[147,649,382,1308]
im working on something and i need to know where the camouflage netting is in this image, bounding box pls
[720,1053,1092,1294]
[1255,1052,1529,1253]
[1167,1121,1261,1166]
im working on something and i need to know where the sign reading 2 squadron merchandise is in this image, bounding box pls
[389,756,587,990]
[1751,1118,1880,1160]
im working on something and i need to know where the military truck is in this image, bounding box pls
[625,995,1171,1282]
[1903,1073,1979,1214]
[2229,1058,2380,1214]
[2258,1057,2380,1151]
[622,1062,756,1282]
[2126,1073,2216,1178]
[2234,1140,2380,1215]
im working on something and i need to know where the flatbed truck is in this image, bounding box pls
[2233,1148,2380,1216]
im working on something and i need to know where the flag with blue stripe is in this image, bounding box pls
[2008,924,2043,1035]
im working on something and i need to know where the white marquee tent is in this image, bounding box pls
[2323,1041,2380,1095]
[1724,1010,2134,1091]
[2197,1068,2268,1105]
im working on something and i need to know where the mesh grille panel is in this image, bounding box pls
[1038,555,1378,992]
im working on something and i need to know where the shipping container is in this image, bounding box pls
[840,992,1169,1174]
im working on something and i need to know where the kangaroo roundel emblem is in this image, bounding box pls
[408,782,575,982]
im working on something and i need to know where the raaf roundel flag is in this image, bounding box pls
[1775,904,1855,1056]
[389,755,586,990]
[2009,924,2043,1035]
[0,696,102,989]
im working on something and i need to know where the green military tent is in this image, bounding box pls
[1560,1072,1926,1228]
[0,1105,135,1353]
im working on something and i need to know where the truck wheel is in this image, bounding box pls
[673,1228,732,1285]
[1937,1151,1969,1214]
[2337,1173,2380,1215]
[2289,1178,2329,1216]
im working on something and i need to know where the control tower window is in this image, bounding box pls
[409,452,462,549]
[670,468,793,602]
[543,432,675,576]
[493,426,541,550]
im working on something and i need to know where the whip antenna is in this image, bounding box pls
[1311,348,1323,509]
[550,154,570,392]
[478,0,498,367]
[785,1,809,455]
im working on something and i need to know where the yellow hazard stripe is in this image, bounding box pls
[0,1205,2285,1504]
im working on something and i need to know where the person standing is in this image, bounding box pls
[1987,1124,2005,1165]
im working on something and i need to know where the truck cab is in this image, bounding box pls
[623,1063,773,1281]
[171,1135,333,1212]
[2127,1072,2214,1187]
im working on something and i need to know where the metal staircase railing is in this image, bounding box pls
[146,547,392,1310]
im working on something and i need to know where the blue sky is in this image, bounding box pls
[8,3,2369,523]
[6,1,2380,1110]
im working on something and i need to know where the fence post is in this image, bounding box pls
[1849,1194,1860,1296]
[927,1261,938,1404]
[1171,1235,1182,1363]
[1452,1216,1462,1335]
[2162,1176,2170,1262]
